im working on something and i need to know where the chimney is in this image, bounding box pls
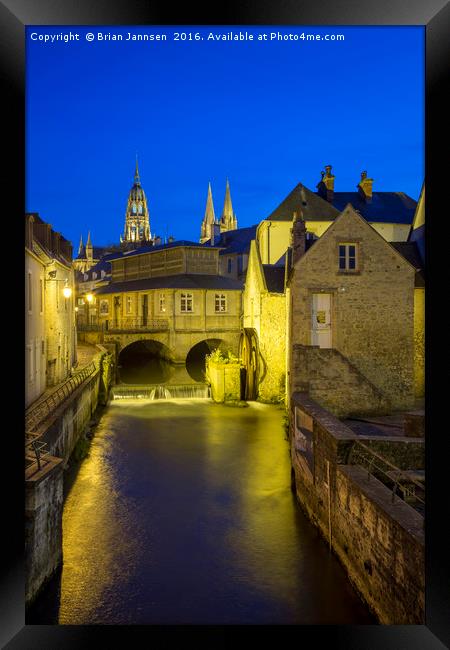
[211,222,221,246]
[291,210,306,265]
[357,170,374,202]
[316,164,335,202]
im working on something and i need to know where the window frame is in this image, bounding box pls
[214,293,227,313]
[338,242,359,272]
[180,292,193,313]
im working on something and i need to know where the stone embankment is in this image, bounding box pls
[25,344,114,605]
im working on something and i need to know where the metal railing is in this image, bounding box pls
[77,318,169,332]
[25,360,98,434]
[25,434,50,473]
[348,440,425,511]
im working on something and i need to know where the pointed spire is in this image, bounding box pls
[220,178,237,231]
[204,181,216,224]
[86,231,92,247]
[78,234,84,256]
[134,154,140,185]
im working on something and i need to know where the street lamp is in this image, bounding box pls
[46,273,73,299]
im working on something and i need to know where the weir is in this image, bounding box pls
[111,383,210,400]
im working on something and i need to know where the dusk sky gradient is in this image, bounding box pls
[26,26,424,248]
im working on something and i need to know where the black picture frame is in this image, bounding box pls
[2,0,449,646]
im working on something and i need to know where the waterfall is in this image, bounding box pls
[111,384,210,400]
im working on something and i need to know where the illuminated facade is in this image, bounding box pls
[25,213,76,405]
[257,166,417,264]
[121,158,151,244]
[200,179,238,243]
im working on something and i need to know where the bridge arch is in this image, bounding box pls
[118,339,176,384]
[185,338,224,382]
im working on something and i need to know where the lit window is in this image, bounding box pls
[159,293,166,313]
[180,293,193,312]
[100,300,109,315]
[339,243,358,271]
[215,293,227,312]
[92,272,97,280]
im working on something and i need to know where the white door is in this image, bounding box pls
[311,293,332,348]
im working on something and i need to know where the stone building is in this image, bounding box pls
[121,157,152,244]
[85,240,242,384]
[257,166,417,264]
[200,179,238,243]
[202,224,258,280]
[25,213,76,405]
[242,239,288,401]
[287,205,416,416]
[72,232,101,274]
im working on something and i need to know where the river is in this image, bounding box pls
[27,399,374,625]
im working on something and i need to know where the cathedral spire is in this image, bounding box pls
[220,178,237,233]
[86,231,93,261]
[199,182,217,243]
[205,182,216,224]
[134,154,140,185]
[122,158,151,245]
[78,234,84,256]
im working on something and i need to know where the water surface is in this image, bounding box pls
[28,400,374,625]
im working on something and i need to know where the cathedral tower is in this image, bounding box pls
[200,182,216,243]
[220,178,238,233]
[121,157,151,244]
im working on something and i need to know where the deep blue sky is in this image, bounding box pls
[26,26,424,247]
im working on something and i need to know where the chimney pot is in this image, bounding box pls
[357,170,373,202]
[317,165,335,202]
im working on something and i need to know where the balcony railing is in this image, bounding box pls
[25,360,98,434]
[78,318,169,332]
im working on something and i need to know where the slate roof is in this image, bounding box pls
[266,182,417,225]
[95,274,243,294]
[107,239,221,261]
[331,191,416,224]
[266,183,340,222]
[262,265,285,293]
[203,225,258,255]
[409,223,425,265]
[391,241,425,287]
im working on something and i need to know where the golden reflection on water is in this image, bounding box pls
[203,404,302,604]
[59,417,141,624]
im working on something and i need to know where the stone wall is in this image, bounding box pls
[243,240,287,402]
[258,293,286,402]
[414,287,425,397]
[207,360,241,402]
[291,344,391,417]
[25,457,64,605]
[26,349,113,604]
[290,392,424,624]
[289,206,415,411]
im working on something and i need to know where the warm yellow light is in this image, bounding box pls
[86,293,94,303]
[63,286,72,299]
[75,307,79,313]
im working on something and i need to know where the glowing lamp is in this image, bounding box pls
[63,285,72,299]
[86,293,94,303]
